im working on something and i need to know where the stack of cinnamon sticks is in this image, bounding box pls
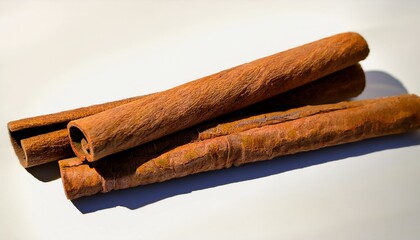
[8,32,420,200]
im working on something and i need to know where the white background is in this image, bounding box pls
[1,0,420,239]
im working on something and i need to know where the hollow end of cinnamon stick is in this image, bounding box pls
[8,127,75,168]
[68,125,93,161]
[7,96,146,168]
[8,127,29,168]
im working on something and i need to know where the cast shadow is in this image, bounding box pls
[26,161,60,182]
[73,131,420,214]
[356,70,408,99]
[72,70,418,213]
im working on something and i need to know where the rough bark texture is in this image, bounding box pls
[68,32,369,162]
[59,94,420,200]
[8,64,364,168]
[237,63,365,115]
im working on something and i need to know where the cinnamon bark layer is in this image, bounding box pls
[9,64,364,168]
[68,32,369,162]
[8,96,143,168]
[59,94,420,200]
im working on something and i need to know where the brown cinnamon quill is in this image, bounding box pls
[9,64,365,168]
[68,32,369,162]
[59,94,420,200]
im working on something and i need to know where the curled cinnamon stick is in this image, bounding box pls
[8,96,143,168]
[8,64,365,168]
[59,94,420,200]
[68,32,369,162]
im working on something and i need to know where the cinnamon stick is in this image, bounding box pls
[59,94,420,200]
[9,64,364,168]
[68,32,369,162]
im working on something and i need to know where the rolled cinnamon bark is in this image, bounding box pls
[8,96,143,168]
[8,64,364,168]
[59,94,420,199]
[68,32,369,162]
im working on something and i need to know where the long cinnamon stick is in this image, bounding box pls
[9,64,364,168]
[59,94,420,199]
[68,32,369,162]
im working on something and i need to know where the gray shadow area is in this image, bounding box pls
[72,70,418,213]
[356,71,408,99]
[26,161,60,182]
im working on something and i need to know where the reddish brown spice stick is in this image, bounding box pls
[8,64,364,168]
[68,32,369,162]
[59,94,420,200]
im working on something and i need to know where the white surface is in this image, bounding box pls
[1,1,420,239]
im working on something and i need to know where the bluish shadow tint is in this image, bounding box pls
[356,70,408,99]
[73,131,420,214]
[70,70,417,213]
